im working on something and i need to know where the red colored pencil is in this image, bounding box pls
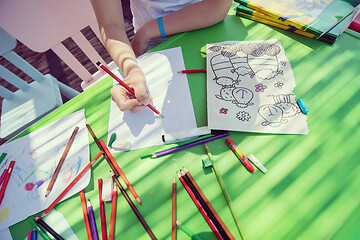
[98,179,107,240]
[79,190,93,240]
[0,161,15,205]
[108,185,117,240]
[177,69,206,74]
[0,168,7,185]
[96,62,164,118]
[99,140,141,205]
[177,172,223,240]
[41,151,103,218]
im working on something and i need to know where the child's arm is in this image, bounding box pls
[131,0,233,56]
[90,0,151,113]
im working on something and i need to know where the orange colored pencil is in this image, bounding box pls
[45,126,79,197]
[99,140,141,205]
[79,190,93,240]
[41,151,103,218]
[108,185,117,240]
[98,179,107,240]
[172,177,176,240]
[0,161,15,205]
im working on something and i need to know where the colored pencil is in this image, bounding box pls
[0,161,15,205]
[30,219,51,240]
[177,172,222,240]
[176,221,203,240]
[111,172,157,240]
[0,153,7,164]
[85,123,119,178]
[180,170,228,240]
[140,134,214,159]
[35,216,64,240]
[177,69,206,73]
[205,145,246,240]
[87,199,99,240]
[183,167,235,240]
[79,190,93,240]
[96,62,164,118]
[41,151,103,218]
[45,126,79,197]
[150,132,229,158]
[108,185,117,240]
[98,179,107,240]
[31,229,38,240]
[99,139,141,205]
[28,230,32,240]
[172,177,176,240]
[0,168,7,185]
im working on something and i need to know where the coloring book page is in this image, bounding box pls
[0,109,90,230]
[107,47,197,152]
[207,40,308,134]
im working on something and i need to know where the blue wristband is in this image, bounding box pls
[157,17,167,39]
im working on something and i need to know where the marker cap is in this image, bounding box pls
[225,137,233,145]
[247,154,267,173]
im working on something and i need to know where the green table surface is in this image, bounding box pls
[9,4,360,240]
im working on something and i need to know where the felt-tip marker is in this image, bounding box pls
[225,137,254,173]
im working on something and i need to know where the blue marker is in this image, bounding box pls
[297,99,309,114]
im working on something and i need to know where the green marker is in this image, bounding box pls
[176,221,203,240]
[108,133,117,147]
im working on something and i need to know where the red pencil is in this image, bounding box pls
[96,62,164,118]
[99,140,142,205]
[108,185,117,240]
[79,190,93,240]
[177,69,206,74]
[98,179,107,240]
[41,151,103,218]
[177,172,223,240]
[0,161,15,205]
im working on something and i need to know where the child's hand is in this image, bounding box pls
[110,72,152,113]
[131,26,150,57]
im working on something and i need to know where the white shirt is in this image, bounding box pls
[130,0,200,31]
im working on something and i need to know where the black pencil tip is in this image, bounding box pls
[96,61,101,66]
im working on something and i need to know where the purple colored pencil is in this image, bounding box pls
[150,132,229,158]
[87,199,99,240]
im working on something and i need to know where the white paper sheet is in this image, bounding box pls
[0,109,90,231]
[207,40,308,134]
[107,47,197,152]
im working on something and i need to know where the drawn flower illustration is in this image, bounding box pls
[255,83,267,92]
[236,111,251,121]
[219,108,228,114]
[274,82,284,89]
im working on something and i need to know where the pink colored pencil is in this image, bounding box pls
[0,168,7,185]
[0,161,15,205]
[98,179,107,240]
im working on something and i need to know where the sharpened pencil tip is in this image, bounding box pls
[176,221,181,227]
[158,112,164,118]
[136,198,142,205]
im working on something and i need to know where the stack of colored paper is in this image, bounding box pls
[234,0,360,44]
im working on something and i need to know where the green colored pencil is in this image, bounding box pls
[204,144,246,240]
[0,153,7,164]
[176,221,203,240]
[30,219,51,240]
